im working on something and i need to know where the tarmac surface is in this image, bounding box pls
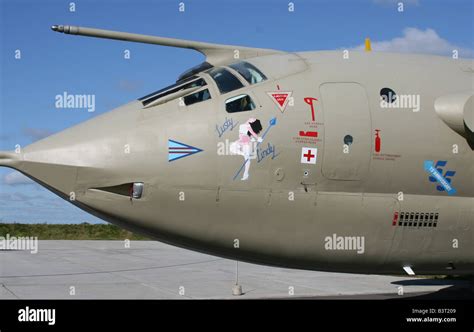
[0,240,472,299]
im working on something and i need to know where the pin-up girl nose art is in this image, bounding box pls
[229,118,263,181]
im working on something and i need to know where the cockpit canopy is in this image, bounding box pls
[177,62,213,82]
[139,61,267,108]
[139,76,207,107]
[228,61,267,85]
[206,67,244,94]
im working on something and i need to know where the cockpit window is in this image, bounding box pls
[177,62,213,82]
[140,76,206,107]
[183,89,211,106]
[229,62,267,85]
[206,68,244,94]
[225,94,256,113]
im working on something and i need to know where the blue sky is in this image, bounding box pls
[0,0,473,223]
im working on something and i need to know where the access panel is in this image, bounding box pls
[320,83,371,181]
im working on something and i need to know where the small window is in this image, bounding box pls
[183,89,211,106]
[207,68,244,94]
[380,87,397,103]
[225,94,256,113]
[229,62,267,85]
[343,135,353,145]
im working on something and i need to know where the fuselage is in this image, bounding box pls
[3,50,473,275]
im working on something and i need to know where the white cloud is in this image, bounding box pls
[3,171,33,185]
[353,27,473,58]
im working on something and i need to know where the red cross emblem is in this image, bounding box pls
[301,147,317,164]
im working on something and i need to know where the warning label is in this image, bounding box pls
[267,91,292,113]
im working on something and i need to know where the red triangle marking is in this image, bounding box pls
[271,93,289,107]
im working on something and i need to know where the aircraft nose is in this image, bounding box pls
[0,102,142,199]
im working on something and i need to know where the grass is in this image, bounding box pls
[0,223,149,240]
